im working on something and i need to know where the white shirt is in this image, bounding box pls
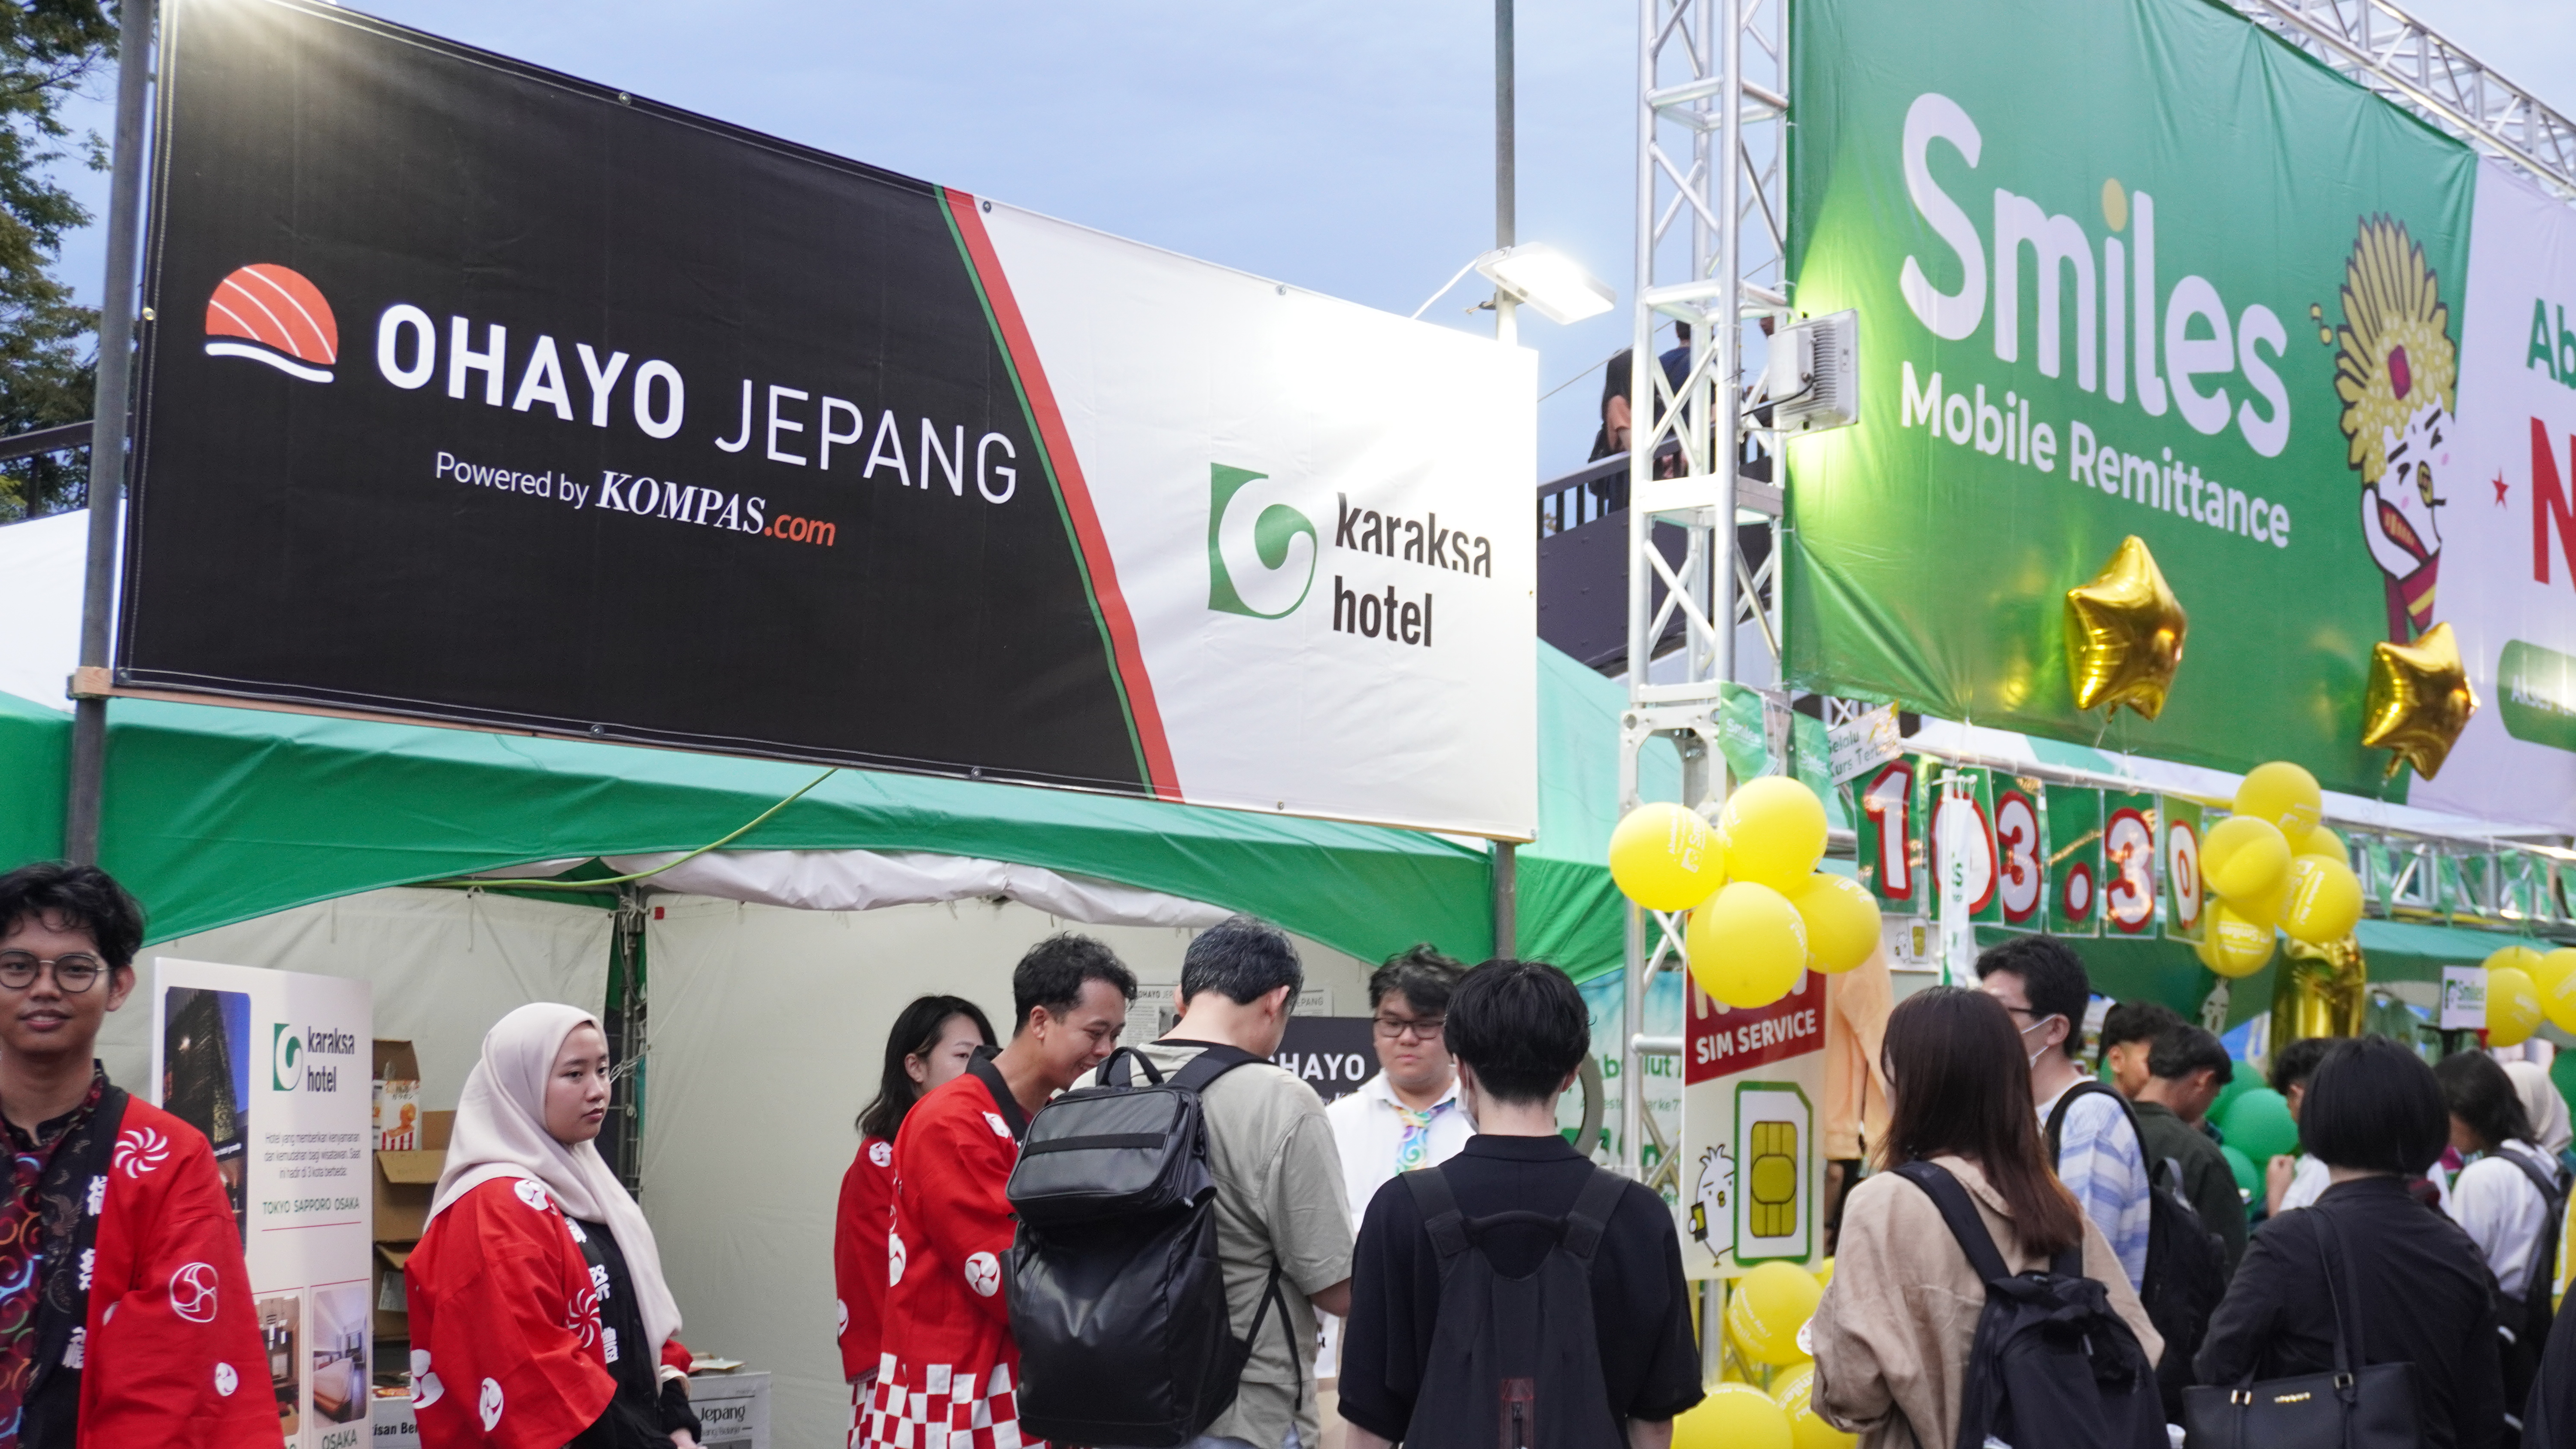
[2278,1154,2333,1213]
[1323,1070,1476,1228]
[2448,1140,2555,1300]
[1315,1071,1473,1381]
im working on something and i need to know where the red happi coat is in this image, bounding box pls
[834,1136,897,1381]
[403,1176,691,1449]
[74,1097,275,1448]
[862,1070,1039,1449]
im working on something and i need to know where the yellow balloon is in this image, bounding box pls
[1675,1384,1793,1449]
[2293,825,2348,862]
[2235,761,2324,838]
[2540,948,2576,1035]
[2279,855,2363,945]
[2515,944,2567,993]
[1610,802,1725,911]
[2490,965,2545,1048]
[1725,1261,1824,1366]
[2201,815,2291,903]
[2195,901,2278,978]
[1687,882,1809,1009]
[1718,777,1830,890]
[1788,873,1881,973]
[1770,1366,1857,1449]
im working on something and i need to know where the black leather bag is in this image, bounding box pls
[2181,1208,2419,1449]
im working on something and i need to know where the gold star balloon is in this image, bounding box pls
[2064,535,2188,720]
[2361,620,2478,778]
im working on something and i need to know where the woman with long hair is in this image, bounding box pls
[834,997,997,1419]
[405,1003,699,1448]
[2199,1037,2502,1449]
[2436,1049,2558,1427]
[1808,986,2157,1448]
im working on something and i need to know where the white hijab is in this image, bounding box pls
[429,1002,682,1354]
[2506,1060,2574,1158]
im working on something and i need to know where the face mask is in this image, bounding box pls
[2016,1015,2060,1070]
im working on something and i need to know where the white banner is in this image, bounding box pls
[153,958,373,1449]
[981,204,1540,840]
[2412,162,2576,831]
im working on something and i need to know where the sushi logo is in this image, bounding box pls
[1207,464,1317,619]
[204,263,339,383]
[272,1023,303,1091]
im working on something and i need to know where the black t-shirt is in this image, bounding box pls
[1337,1134,1705,1440]
[565,1218,700,1449]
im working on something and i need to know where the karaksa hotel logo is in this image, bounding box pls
[204,263,339,382]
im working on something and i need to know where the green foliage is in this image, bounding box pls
[0,0,115,522]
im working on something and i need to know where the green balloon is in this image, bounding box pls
[2211,1067,2256,1122]
[2221,1144,2260,1197]
[2221,1087,2300,1163]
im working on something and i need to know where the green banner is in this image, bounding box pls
[1929,764,2003,925]
[1992,776,2046,931]
[2045,785,2103,935]
[1855,754,1927,911]
[2160,796,2205,943]
[1782,0,2476,794]
[2102,791,2161,937]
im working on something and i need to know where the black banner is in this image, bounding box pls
[124,0,1153,793]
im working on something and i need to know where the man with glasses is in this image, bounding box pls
[1319,949,1471,1381]
[0,861,272,1446]
[1326,949,1473,1233]
[1976,936,2151,1292]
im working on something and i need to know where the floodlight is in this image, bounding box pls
[1473,244,1616,325]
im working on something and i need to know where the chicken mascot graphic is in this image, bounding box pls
[2333,217,2458,643]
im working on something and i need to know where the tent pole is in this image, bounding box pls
[64,0,155,865]
[1493,840,1517,957]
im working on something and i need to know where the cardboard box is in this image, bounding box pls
[687,1370,770,1449]
[372,1243,412,1344]
[373,1110,452,1244]
[374,1041,423,1152]
[373,1152,442,1243]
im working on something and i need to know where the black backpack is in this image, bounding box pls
[1002,1044,1298,1449]
[2045,1079,2227,1413]
[2496,1145,2570,1423]
[1394,1163,1628,1449]
[1893,1161,2163,1449]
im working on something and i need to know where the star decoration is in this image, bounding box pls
[2361,620,2479,779]
[2495,473,2510,506]
[2063,535,2189,721]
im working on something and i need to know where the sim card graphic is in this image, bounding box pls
[1732,1083,1813,1264]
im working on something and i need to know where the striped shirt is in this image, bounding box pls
[2042,1085,2151,1290]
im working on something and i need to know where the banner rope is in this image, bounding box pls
[418,766,841,892]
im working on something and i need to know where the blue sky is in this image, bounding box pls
[37,0,2576,476]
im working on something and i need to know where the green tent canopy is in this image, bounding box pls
[0,691,1494,964]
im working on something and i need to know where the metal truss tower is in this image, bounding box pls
[1616,0,1789,1185]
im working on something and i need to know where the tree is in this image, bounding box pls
[0,0,115,522]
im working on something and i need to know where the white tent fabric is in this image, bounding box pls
[0,508,94,709]
[635,894,1373,1449]
[598,848,1233,928]
[97,886,614,1104]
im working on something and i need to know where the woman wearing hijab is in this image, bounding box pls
[2504,1060,2575,1173]
[835,997,995,1423]
[405,1003,700,1449]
